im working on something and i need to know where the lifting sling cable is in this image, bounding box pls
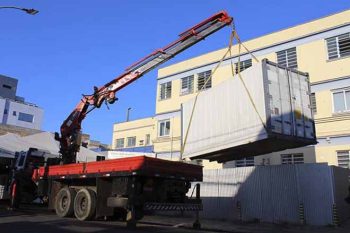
[230,31,267,131]
[181,26,267,159]
[181,27,235,158]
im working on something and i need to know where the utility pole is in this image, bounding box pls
[126,107,131,122]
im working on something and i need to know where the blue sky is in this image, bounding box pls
[1,1,349,144]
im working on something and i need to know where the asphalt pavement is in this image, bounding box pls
[1,202,350,233]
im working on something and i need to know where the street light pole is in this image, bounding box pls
[0,6,39,15]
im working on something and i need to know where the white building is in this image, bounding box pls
[0,75,43,130]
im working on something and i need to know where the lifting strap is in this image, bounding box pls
[231,31,267,131]
[180,25,267,159]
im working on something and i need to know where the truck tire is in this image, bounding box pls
[74,188,96,221]
[55,187,76,217]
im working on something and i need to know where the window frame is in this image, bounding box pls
[180,75,194,95]
[2,84,12,89]
[276,47,298,69]
[127,136,136,147]
[197,70,212,91]
[326,32,350,60]
[235,157,254,167]
[310,93,317,115]
[158,119,171,137]
[337,150,350,168]
[281,153,304,164]
[234,59,252,74]
[332,88,350,114]
[159,81,172,100]
[145,134,151,145]
[18,112,34,123]
[115,138,125,148]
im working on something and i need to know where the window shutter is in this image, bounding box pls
[197,70,212,90]
[326,37,339,59]
[277,47,298,68]
[235,59,252,74]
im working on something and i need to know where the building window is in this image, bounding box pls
[96,156,105,161]
[158,119,170,137]
[235,157,254,167]
[281,153,304,164]
[115,138,124,148]
[18,112,34,123]
[337,151,350,168]
[2,84,12,89]
[276,47,298,68]
[13,111,16,116]
[180,75,194,95]
[159,81,172,100]
[235,59,252,74]
[326,33,350,60]
[310,93,317,114]
[127,137,136,147]
[197,70,212,91]
[333,89,350,113]
[145,134,151,145]
[4,109,8,115]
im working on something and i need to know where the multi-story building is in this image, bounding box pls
[112,9,350,169]
[113,117,155,153]
[0,75,43,130]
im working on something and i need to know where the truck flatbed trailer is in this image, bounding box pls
[32,156,203,228]
[34,156,202,181]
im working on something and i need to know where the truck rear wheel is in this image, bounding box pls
[74,188,96,221]
[55,187,76,217]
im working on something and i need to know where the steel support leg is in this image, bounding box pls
[193,183,201,229]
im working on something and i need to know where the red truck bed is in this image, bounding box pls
[34,156,202,181]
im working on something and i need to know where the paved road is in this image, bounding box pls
[2,203,350,233]
[0,206,219,233]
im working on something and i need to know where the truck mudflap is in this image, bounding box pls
[144,202,202,211]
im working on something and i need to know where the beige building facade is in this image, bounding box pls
[113,9,350,169]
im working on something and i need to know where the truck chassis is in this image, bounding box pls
[33,156,202,227]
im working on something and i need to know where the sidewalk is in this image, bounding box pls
[141,215,350,233]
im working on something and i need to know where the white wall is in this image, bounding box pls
[5,100,43,130]
[0,98,6,124]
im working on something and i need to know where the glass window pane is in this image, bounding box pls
[165,121,170,135]
[346,91,350,110]
[333,92,345,112]
[116,138,124,148]
[18,112,34,123]
[160,122,165,136]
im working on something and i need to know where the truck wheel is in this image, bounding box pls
[55,187,76,217]
[74,188,96,221]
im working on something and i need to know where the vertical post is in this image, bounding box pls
[193,183,201,229]
[126,107,131,122]
[126,176,137,228]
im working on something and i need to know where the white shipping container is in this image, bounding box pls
[181,59,316,162]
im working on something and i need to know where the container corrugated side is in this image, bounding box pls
[181,59,316,161]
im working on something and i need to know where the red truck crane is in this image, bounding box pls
[57,10,232,165]
[9,11,233,228]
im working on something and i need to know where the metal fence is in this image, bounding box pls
[189,164,350,225]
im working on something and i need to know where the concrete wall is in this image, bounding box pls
[1,98,43,130]
[0,75,17,100]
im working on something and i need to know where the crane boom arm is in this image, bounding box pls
[58,11,233,164]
